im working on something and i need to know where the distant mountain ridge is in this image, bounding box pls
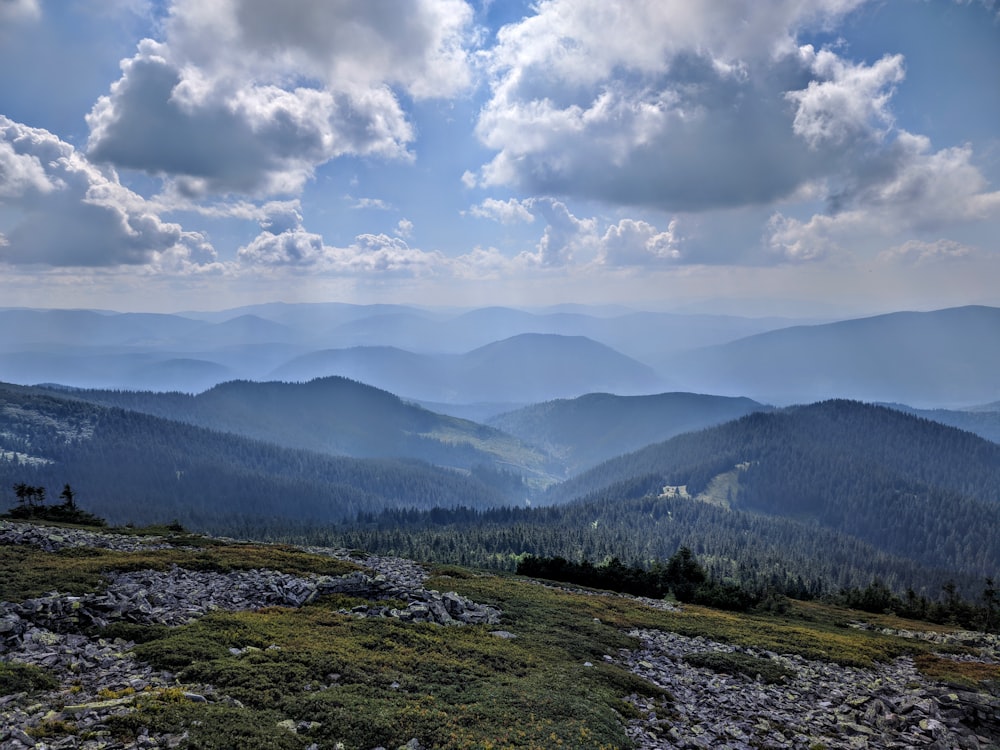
[2,304,998,409]
[489,392,768,475]
[270,333,665,403]
[671,305,1000,407]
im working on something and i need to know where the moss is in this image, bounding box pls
[913,653,1000,689]
[0,543,361,602]
[0,661,59,695]
[683,650,796,684]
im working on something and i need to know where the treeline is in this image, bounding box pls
[836,577,999,633]
[517,548,760,612]
[311,484,994,605]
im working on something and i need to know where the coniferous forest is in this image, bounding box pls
[3,378,1000,621]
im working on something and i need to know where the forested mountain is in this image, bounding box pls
[0,383,512,530]
[539,400,1000,581]
[270,334,664,403]
[488,392,768,475]
[35,377,556,482]
[882,402,1000,444]
[331,490,983,601]
[670,306,1000,406]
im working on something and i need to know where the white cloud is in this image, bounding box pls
[0,116,216,268]
[786,48,904,148]
[166,0,475,99]
[86,1,477,198]
[474,1,878,211]
[468,197,534,224]
[395,218,414,238]
[237,209,444,276]
[599,218,682,266]
[350,196,394,211]
[87,40,414,197]
[476,0,976,220]
[767,131,1000,261]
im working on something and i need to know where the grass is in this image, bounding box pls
[119,594,659,749]
[0,542,361,601]
[5,527,1000,748]
[105,570,1000,749]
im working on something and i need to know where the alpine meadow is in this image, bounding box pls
[2,2,1000,749]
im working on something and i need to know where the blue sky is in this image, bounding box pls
[0,0,998,316]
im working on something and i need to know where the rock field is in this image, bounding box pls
[2,520,999,749]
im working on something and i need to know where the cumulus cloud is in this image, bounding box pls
[786,48,904,148]
[85,1,476,198]
[599,218,682,266]
[395,219,413,238]
[767,131,1000,261]
[468,197,534,224]
[237,207,444,275]
[0,116,215,268]
[473,1,921,212]
[350,197,394,211]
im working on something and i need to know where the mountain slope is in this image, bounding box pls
[672,305,1000,406]
[33,377,557,484]
[545,400,1000,578]
[0,383,512,530]
[489,392,768,475]
[270,334,664,403]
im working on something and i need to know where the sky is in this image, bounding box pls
[0,0,998,317]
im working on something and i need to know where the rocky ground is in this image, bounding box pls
[2,520,999,749]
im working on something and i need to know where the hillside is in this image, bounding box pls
[542,400,1000,582]
[38,377,556,483]
[271,334,664,403]
[671,306,1000,406]
[489,392,768,475]
[883,402,1000,444]
[2,520,999,749]
[0,383,512,530]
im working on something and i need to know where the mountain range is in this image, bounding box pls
[3,303,999,408]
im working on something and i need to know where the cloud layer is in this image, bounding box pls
[0,0,997,313]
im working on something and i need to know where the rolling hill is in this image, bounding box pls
[0,382,515,531]
[543,400,1000,580]
[270,333,665,403]
[40,377,557,484]
[489,392,768,475]
[671,305,1000,407]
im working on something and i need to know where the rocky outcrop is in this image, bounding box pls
[619,628,1000,750]
[0,521,501,749]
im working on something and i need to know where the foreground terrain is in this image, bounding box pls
[2,519,999,749]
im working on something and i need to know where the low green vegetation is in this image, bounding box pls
[0,535,359,601]
[117,589,662,749]
[683,650,796,684]
[3,526,998,748]
[0,661,58,695]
